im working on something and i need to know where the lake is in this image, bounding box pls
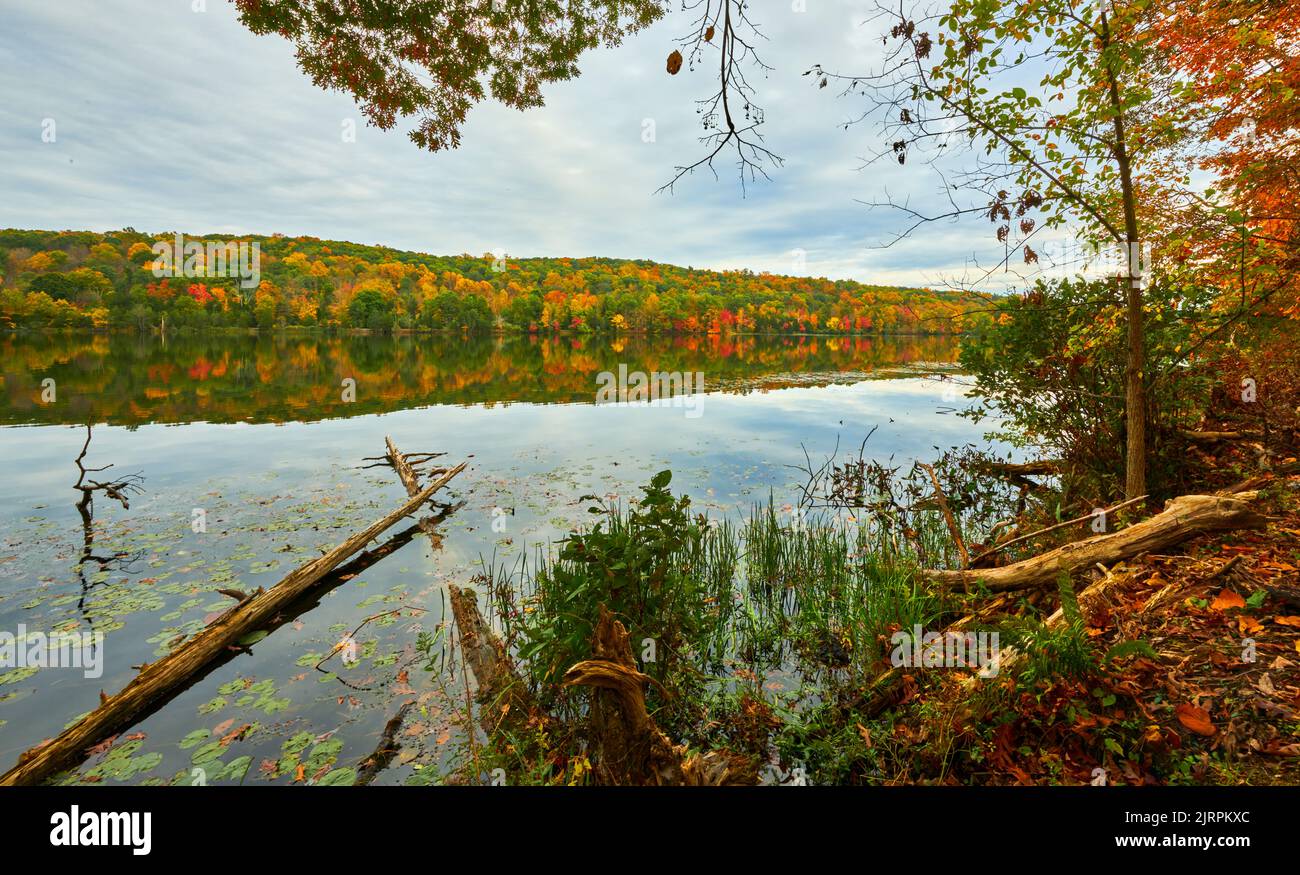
[0,331,991,784]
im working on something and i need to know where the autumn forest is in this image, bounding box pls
[0,228,990,336]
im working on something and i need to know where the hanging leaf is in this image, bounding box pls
[704,25,715,42]
[666,50,683,75]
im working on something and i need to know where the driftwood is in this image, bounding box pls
[562,605,755,785]
[0,465,464,787]
[355,702,414,785]
[923,493,1266,593]
[384,436,457,550]
[447,584,535,735]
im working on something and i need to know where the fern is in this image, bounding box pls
[1056,571,1081,625]
[1103,639,1158,666]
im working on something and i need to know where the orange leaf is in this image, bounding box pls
[1274,616,1300,627]
[220,723,253,747]
[856,722,873,748]
[1238,615,1263,634]
[1210,588,1246,611]
[1175,703,1216,737]
[666,50,683,75]
[293,763,306,782]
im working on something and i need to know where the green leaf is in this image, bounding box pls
[317,767,357,786]
[179,729,210,750]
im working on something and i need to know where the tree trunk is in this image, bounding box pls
[1100,7,1148,500]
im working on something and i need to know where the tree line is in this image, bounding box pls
[0,228,990,336]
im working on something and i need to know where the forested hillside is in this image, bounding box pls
[0,229,989,334]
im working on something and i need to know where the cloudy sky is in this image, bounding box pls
[0,0,1004,288]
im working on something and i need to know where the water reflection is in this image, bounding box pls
[0,332,960,427]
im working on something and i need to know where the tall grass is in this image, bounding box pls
[475,474,962,735]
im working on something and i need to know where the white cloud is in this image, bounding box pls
[0,0,1011,287]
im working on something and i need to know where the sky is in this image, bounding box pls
[0,0,1005,288]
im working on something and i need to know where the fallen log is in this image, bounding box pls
[969,494,1147,566]
[355,702,414,786]
[447,584,535,736]
[923,492,1266,593]
[385,436,460,549]
[1,464,464,787]
[1181,428,1264,442]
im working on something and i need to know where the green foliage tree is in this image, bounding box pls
[814,0,1190,499]
[233,0,666,151]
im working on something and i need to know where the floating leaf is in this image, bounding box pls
[317,767,356,786]
[178,729,210,750]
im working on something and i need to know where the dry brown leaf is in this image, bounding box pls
[856,722,873,749]
[1210,588,1246,611]
[1175,703,1216,737]
[666,49,683,75]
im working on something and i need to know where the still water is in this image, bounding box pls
[0,332,989,784]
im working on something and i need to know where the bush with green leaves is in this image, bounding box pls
[960,275,1219,500]
[512,470,738,718]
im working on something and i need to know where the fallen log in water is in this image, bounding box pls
[447,584,535,736]
[0,463,465,787]
[923,492,1266,593]
[355,702,413,786]
[385,435,460,550]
